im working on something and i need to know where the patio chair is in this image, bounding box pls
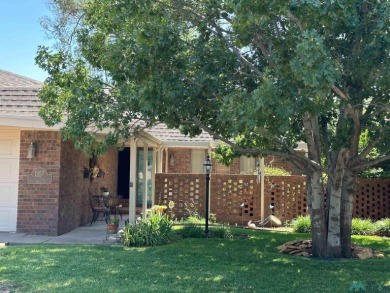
[88,189,110,225]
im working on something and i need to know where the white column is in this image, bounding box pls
[164,148,169,173]
[129,139,137,223]
[152,147,156,206]
[157,147,163,173]
[207,147,212,214]
[142,142,148,219]
[260,157,265,222]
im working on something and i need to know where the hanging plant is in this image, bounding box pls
[87,155,105,182]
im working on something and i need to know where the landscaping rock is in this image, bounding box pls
[373,251,385,259]
[352,247,373,260]
[265,215,282,227]
[277,244,287,252]
[277,240,312,256]
[278,240,384,259]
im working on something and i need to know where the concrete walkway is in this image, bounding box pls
[0,220,125,245]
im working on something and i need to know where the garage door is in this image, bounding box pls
[0,130,20,232]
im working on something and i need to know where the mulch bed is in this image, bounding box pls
[277,239,385,259]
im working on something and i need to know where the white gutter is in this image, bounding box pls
[0,115,60,130]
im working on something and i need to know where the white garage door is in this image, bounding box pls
[0,130,20,232]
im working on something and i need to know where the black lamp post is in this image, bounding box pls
[203,155,212,237]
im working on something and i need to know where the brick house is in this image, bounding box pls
[0,69,305,235]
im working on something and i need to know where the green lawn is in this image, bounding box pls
[1,230,389,292]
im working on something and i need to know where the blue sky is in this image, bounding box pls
[0,1,53,82]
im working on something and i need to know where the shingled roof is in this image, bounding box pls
[147,124,214,143]
[0,69,42,117]
[0,69,215,144]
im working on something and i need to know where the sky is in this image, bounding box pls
[0,0,53,82]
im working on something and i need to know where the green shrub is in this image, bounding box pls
[289,216,390,237]
[265,166,292,176]
[210,224,233,239]
[291,215,311,233]
[185,216,205,225]
[375,218,390,237]
[178,224,205,238]
[351,218,376,236]
[122,212,173,247]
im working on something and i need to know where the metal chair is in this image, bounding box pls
[88,189,110,225]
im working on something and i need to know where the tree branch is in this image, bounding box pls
[287,11,304,32]
[320,116,333,170]
[355,155,390,171]
[358,140,378,161]
[253,35,277,69]
[157,0,264,78]
[330,84,350,102]
[348,139,378,169]
[190,117,322,170]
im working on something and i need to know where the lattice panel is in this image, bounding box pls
[354,179,390,220]
[211,175,259,226]
[155,174,390,225]
[268,176,307,223]
[155,174,205,219]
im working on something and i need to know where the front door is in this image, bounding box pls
[0,129,20,231]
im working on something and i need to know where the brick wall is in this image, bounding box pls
[57,141,89,234]
[155,173,206,219]
[164,148,304,176]
[17,130,119,236]
[57,143,118,234]
[167,148,192,173]
[265,151,305,175]
[17,131,61,235]
[354,178,390,219]
[155,174,390,225]
[230,158,240,174]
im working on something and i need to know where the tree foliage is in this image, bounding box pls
[37,0,390,257]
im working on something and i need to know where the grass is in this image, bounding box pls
[0,229,389,292]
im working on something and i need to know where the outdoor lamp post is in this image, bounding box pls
[203,155,212,236]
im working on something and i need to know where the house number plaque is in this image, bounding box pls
[27,168,53,184]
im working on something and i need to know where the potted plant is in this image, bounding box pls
[100,186,109,196]
[107,217,119,234]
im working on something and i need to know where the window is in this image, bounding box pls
[215,161,230,174]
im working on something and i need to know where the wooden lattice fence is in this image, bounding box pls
[155,174,390,225]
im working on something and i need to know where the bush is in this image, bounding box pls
[351,218,376,236]
[122,212,173,247]
[264,166,292,176]
[291,215,311,233]
[178,224,205,238]
[290,216,390,237]
[210,224,233,239]
[375,218,390,237]
[185,216,205,225]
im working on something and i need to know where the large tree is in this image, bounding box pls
[37,0,390,258]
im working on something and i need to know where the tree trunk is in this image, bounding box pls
[303,113,327,257]
[340,168,357,258]
[326,149,349,258]
[306,174,312,219]
[309,170,327,257]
